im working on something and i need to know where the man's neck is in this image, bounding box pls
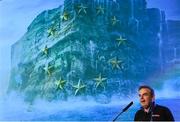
[144,107,150,113]
[144,102,155,113]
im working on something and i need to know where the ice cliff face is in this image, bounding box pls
[9,0,167,102]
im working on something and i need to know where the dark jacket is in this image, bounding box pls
[134,104,174,121]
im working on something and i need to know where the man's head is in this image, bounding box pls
[138,85,155,109]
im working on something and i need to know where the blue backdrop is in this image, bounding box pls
[0,0,180,121]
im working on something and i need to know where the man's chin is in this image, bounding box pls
[141,104,149,109]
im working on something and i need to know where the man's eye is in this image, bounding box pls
[139,93,149,97]
[144,93,149,96]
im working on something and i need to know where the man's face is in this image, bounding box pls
[138,88,154,109]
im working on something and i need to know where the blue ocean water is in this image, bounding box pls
[0,98,179,121]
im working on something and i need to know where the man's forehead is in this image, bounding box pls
[139,88,151,93]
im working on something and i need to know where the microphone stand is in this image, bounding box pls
[112,101,133,122]
[112,111,124,122]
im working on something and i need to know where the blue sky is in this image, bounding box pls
[0,0,180,94]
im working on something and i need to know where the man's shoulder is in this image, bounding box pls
[155,104,171,112]
[156,104,170,109]
[135,108,144,114]
[155,104,174,121]
[134,108,144,120]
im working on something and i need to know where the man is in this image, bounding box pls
[134,85,174,121]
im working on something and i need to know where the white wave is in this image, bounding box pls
[155,78,180,99]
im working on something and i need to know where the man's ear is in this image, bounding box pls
[152,95,155,101]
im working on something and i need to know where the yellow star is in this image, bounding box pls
[111,16,119,25]
[72,79,86,96]
[96,6,105,15]
[47,27,56,37]
[116,36,127,46]
[55,78,66,90]
[61,11,69,21]
[77,4,88,14]
[109,57,124,70]
[43,64,53,76]
[94,74,107,89]
[42,45,48,55]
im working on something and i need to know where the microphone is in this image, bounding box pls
[122,101,133,112]
[113,101,133,122]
